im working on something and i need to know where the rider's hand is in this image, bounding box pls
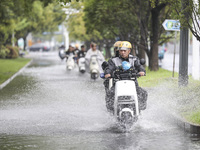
[105,74,111,78]
[139,72,145,76]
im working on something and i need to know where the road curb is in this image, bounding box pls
[0,59,33,90]
[176,117,200,139]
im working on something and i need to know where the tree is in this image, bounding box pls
[149,0,167,71]
[65,1,105,51]
[169,0,200,41]
[84,0,140,58]
[84,0,172,70]
[0,0,66,49]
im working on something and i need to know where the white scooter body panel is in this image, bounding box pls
[78,57,86,72]
[90,56,99,74]
[66,55,75,70]
[114,80,139,118]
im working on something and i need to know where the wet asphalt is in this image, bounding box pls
[0,51,200,150]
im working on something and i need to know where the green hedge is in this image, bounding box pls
[0,45,20,59]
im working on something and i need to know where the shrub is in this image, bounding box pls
[0,46,9,59]
[6,45,19,59]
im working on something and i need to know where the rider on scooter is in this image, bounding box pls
[104,41,148,112]
[77,45,86,59]
[65,45,75,59]
[85,42,105,73]
[113,41,121,57]
[102,41,121,98]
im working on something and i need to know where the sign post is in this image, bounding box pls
[162,19,180,77]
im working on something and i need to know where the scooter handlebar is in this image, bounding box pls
[100,73,105,79]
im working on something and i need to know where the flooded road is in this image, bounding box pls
[0,51,200,150]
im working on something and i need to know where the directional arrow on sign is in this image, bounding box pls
[162,19,180,31]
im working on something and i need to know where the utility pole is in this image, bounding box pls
[172,31,177,77]
[179,0,189,86]
[179,28,188,86]
[192,0,200,80]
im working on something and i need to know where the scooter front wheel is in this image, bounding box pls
[91,73,98,80]
[79,69,85,73]
[119,111,136,130]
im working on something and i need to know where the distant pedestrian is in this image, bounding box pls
[158,49,166,63]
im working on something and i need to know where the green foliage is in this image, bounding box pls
[83,0,174,70]
[65,1,102,42]
[0,45,20,59]
[185,110,200,125]
[30,1,66,34]
[0,0,66,47]
[58,0,82,5]
[6,45,19,59]
[0,46,9,59]
[166,0,200,41]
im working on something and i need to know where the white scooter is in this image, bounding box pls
[78,57,86,73]
[114,72,140,129]
[66,54,75,71]
[101,60,146,130]
[90,55,100,79]
[58,49,66,60]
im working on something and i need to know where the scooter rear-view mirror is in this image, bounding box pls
[140,58,146,65]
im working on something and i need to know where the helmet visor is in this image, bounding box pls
[119,47,130,51]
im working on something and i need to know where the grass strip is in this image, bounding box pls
[138,67,178,87]
[0,58,31,84]
[138,67,200,125]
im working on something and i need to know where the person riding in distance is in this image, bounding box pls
[85,42,105,73]
[104,41,148,112]
[65,45,75,59]
[77,45,86,59]
[102,41,121,96]
[113,41,121,57]
[77,45,86,64]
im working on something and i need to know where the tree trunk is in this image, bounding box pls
[23,37,26,50]
[105,45,111,59]
[131,45,136,56]
[149,8,159,71]
[134,0,150,61]
[138,39,146,59]
[149,2,167,71]
[85,41,90,51]
[23,32,29,50]
[99,41,104,52]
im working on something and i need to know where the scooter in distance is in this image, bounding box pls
[90,55,100,79]
[58,48,66,60]
[66,54,75,71]
[78,57,86,73]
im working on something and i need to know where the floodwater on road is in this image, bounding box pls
[0,51,200,150]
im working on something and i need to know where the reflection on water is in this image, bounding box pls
[0,52,200,150]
